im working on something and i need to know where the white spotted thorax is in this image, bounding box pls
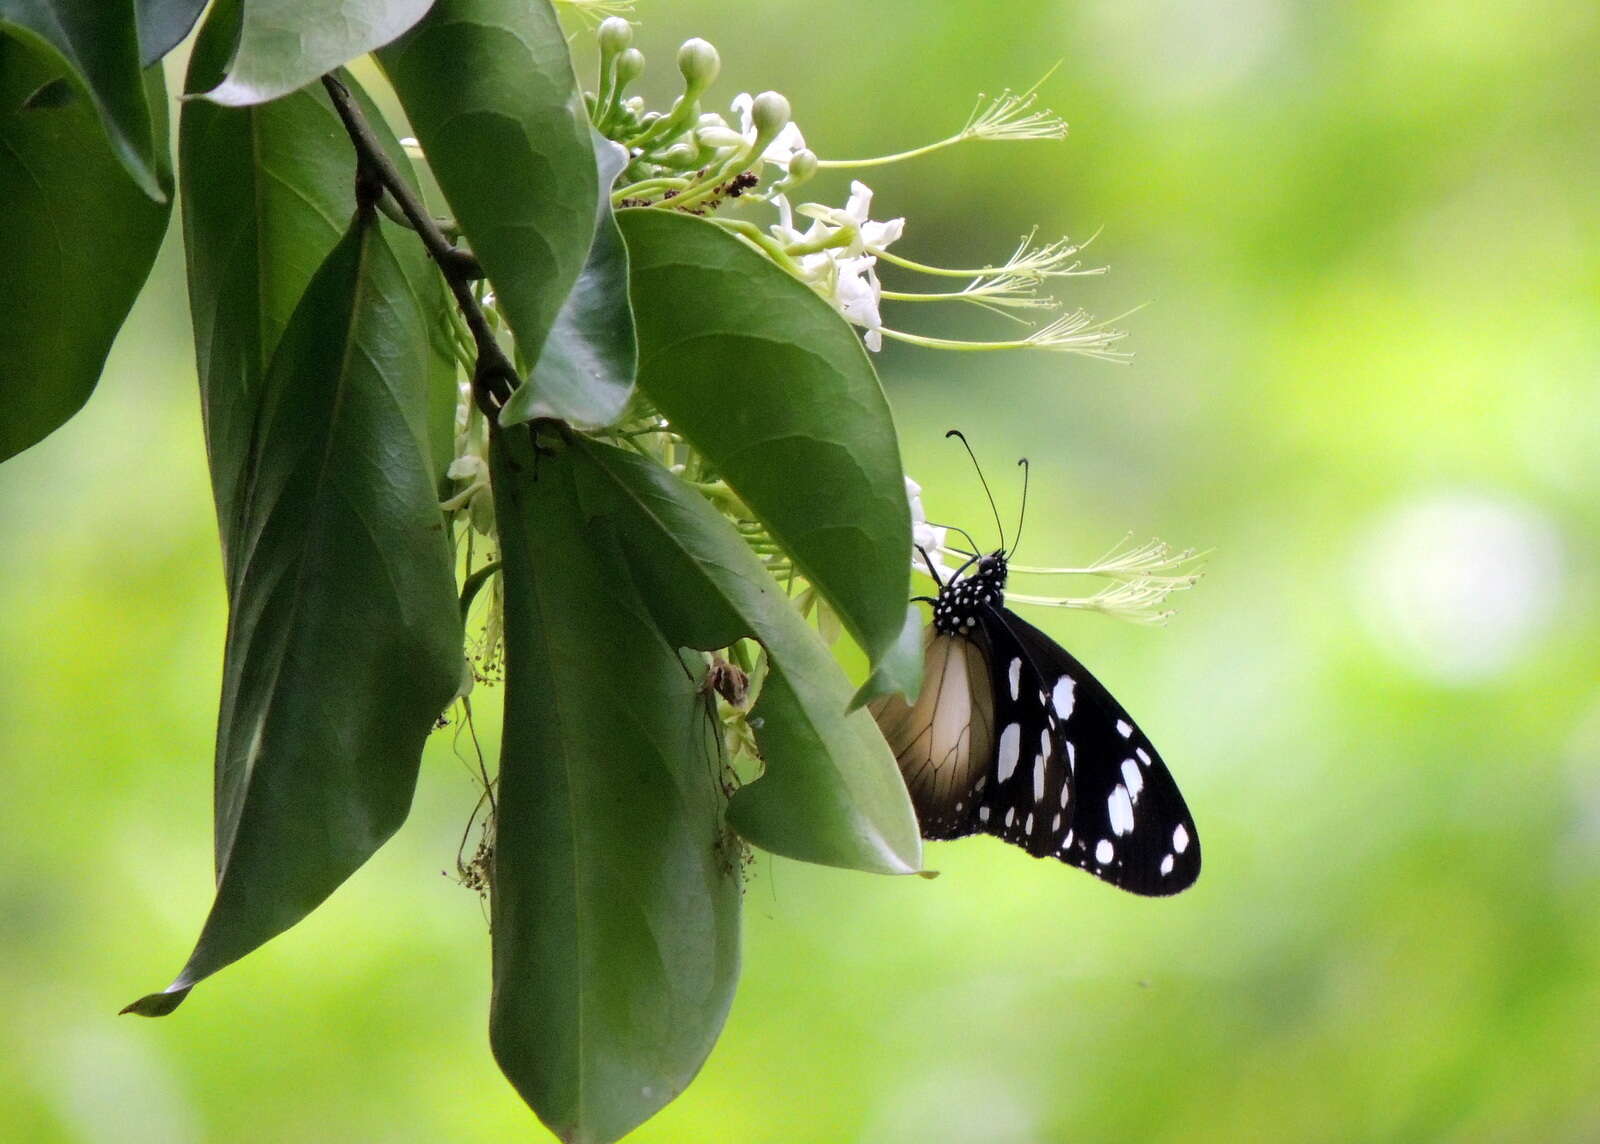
[932,552,1009,635]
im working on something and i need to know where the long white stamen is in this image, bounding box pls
[816,70,1066,169]
[882,310,1129,358]
[1012,537,1206,580]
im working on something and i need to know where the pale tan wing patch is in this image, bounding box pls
[868,630,994,838]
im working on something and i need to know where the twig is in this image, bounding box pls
[321,74,515,417]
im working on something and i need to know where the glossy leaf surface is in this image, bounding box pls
[202,0,435,107]
[135,0,205,65]
[381,0,597,415]
[0,0,163,196]
[489,427,740,1143]
[619,209,921,706]
[0,34,169,462]
[125,210,462,1015]
[182,0,454,565]
[572,438,922,875]
[500,131,636,430]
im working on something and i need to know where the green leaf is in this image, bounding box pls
[618,209,921,706]
[0,1,164,198]
[201,0,436,107]
[124,209,463,1017]
[489,428,741,1144]
[500,130,637,430]
[570,438,922,875]
[135,0,205,65]
[380,0,599,413]
[0,33,169,463]
[182,0,456,566]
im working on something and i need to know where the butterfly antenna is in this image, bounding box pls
[925,520,984,555]
[945,429,1005,551]
[1012,458,1030,559]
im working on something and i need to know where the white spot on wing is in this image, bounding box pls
[1052,676,1076,718]
[978,805,991,822]
[1051,813,1061,832]
[1120,759,1143,802]
[996,723,1021,782]
[1116,719,1133,738]
[1007,657,1021,700]
[1004,807,1015,828]
[1136,747,1151,766]
[1025,812,1034,834]
[1108,785,1134,836]
[1059,782,1070,809]
[1160,854,1175,876]
[1032,755,1046,802]
[1173,823,1190,853]
[1095,838,1114,864]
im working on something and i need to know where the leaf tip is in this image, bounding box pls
[119,984,193,1017]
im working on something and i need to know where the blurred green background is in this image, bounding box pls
[3,0,1598,1139]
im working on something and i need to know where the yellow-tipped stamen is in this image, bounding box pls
[877,229,1105,281]
[1006,578,1191,625]
[1011,536,1206,580]
[817,69,1066,169]
[882,310,1130,358]
[881,272,1055,310]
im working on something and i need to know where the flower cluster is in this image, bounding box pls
[587,18,1126,359]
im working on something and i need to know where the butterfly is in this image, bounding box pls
[869,434,1200,896]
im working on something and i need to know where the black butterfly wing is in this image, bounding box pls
[975,606,1200,896]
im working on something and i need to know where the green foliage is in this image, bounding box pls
[181,0,453,550]
[125,207,464,1015]
[134,0,205,66]
[201,0,436,107]
[621,210,923,706]
[0,32,169,462]
[489,429,741,1144]
[380,0,599,413]
[0,2,1071,1138]
[0,1,163,197]
[500,130,638,430]
[572,438,921,874]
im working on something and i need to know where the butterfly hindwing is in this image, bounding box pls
[867,628,992,839]
[988,606,1201,896]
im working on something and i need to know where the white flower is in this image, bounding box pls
[797,180,904,256]
[906,476,955,577]
[832,255,885,350]
[768,182,902,351]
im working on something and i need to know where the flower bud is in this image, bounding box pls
[787,147,818,184]
[659,142,699,168]
[677,38,720,93]
[615,47,645,88]
[750,91,791,138]
[597,17,633,56]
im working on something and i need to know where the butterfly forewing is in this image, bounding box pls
[965,612,1074,858]
[987,607,1200,895]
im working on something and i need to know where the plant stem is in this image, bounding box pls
[321,74,516,417]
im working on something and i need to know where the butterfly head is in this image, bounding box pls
[933,549,1009,635]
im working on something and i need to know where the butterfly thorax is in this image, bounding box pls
[932,551,1008,636]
